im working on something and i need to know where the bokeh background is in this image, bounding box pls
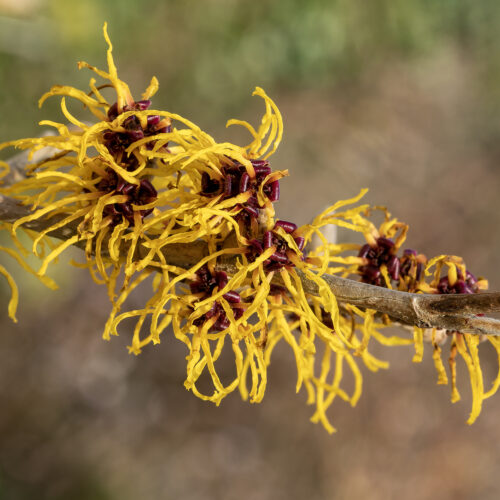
[1,1,500,499]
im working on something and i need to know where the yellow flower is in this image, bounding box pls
[314,206,500,426]
[415,255,496,424]
[1,23,498,434]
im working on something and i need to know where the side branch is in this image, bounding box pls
[298,271,500,336]
[1,193,499,335]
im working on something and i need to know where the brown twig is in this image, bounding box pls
[2,151,500,336]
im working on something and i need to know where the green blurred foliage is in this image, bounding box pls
[2,0,500,141]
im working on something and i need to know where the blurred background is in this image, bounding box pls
[1,0,500,498]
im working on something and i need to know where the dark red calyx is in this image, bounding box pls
[97,169,157,226]
[223,291,241,303]
[437,268,479,295]
[147,115,161,127]
[358,243,372,259]
[387,255,400,281]
[189,266,245,332]
[266,181,280,202]
[357,236,401,287]
[274,220,297,234]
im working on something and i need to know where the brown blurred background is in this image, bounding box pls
[1,1,500,499]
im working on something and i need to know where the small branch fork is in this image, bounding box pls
[2,149,500,336]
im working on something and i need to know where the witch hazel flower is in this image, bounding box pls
[0,22,499,434]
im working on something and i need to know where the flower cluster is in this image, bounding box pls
[358,237,400,286]
[189,265,245,332]
[0,24,498,433]
[246,220,304,271]
[308,208,495,424]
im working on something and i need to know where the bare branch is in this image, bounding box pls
[295,271,500,336]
